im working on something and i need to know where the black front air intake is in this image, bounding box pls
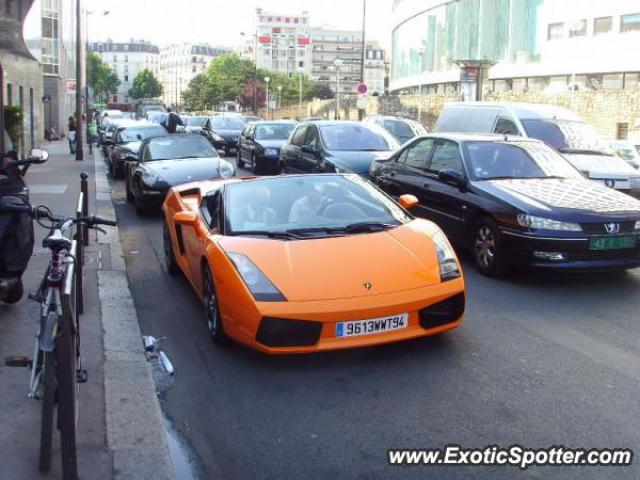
[256,317,322,348]
[419,293,465,329]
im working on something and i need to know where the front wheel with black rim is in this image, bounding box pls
[125,174,134,202]
[236,149,244,169]
[250,154,258,174]
[203,267,228,344]
[133,181,148,216]
[473,217,508,277]
[278,162,287,175]
[163,220,180,276]
[1,279,23,304]
[38,351,56,473]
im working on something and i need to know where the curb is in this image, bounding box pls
[93,151,174,480]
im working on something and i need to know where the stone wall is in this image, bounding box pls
[280,87,640,140]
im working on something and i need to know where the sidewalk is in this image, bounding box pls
[0,142,173,479]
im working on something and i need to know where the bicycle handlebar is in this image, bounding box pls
[0,203,117,227]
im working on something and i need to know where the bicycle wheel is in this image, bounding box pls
[39,351,56,473]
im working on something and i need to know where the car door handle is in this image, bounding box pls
[389,171,396,177]
[422,183,430,189]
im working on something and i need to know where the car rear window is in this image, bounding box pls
[319,125,391,151]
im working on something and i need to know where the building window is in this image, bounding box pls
[125,95,129,102]
[192,66,196,73]
[594,16,612,35]
[621,13,640,32]
[6,84,12,106]
[617,123,629,140]
[548,23,564,40]
[124,75,128,82]
[569,19,587,37]
[112,94,118,102]
[113,55,117,62]
[124,54,128,62]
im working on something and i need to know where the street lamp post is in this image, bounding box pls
[85,10,109,154]
[75,0,83,160]
[417,49,424,124]
[334,59,343,120]
[277,85,282,110]
[264,76,270,120]
[297,67,304,120]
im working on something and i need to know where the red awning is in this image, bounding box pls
[258,36,271,44]
[298,37,310,45]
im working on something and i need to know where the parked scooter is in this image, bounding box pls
[0,148,49,303]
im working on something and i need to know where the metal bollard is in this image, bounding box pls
[80,173,89,246]
[75,192,84,315]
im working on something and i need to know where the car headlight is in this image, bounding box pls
[264,148,279,157]
[226,252,286,301]
[630,176,640,188]
[141,170,159,186]
[118,151,134,160]
[211,133,224,142]
[635,220,640,231]
[517,214,582,232]
[218,160,236,178]
[432,230,461,282]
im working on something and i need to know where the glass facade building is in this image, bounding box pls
[390,0,640,93]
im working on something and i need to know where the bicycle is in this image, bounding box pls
[2,201,116,479]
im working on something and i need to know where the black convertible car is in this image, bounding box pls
[370,133,640,276]
[125,134,236,214]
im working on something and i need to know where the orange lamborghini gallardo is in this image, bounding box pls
[162,174,465,354]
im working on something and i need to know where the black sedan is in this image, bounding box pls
[370,133,640,276]
[107,122,167,178]
[279,121,399,178]
[236,121,296,174]
[125,133,236,215]
[208,116,246,156]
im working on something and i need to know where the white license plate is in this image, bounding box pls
[336,313,409,338]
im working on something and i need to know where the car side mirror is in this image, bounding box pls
[173,211,198,226]
[301,144,318,155]
[216,149,226,156]
[398,194,418,210]
[438,169,465,188]
[29,148,49,164]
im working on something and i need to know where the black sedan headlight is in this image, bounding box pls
[141,170,159,186]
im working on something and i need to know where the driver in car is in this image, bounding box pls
[288,183,326,224]
[235,185,278,229]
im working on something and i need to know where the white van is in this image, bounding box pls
[435,102,640,198]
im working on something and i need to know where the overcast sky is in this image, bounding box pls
[85,0,392,50]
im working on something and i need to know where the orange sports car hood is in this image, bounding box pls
[217,221,442,302]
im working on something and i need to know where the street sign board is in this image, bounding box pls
[66,79,77,94]
[356,83,368,95]
[268,94,277,103]
[268,101,277,108]
[356,97,368,110]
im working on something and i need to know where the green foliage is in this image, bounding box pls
[129,69,163,100]
[87,52,120,101]
[3,106,23,154]
[181,53,317,112]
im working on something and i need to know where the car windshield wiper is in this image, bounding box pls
[288,222,397,236]
[231,230,301,240]
[557,148,612,156]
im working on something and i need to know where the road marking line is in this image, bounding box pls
[29,184,68,194]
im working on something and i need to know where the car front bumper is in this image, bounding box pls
[219,278,465,354]
[500,229,640,270]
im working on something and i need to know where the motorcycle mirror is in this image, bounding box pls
[29,148,49,164]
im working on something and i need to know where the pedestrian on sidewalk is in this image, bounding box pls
[86,112,97,155]
[165,108,184,134]
[68,116,77,154]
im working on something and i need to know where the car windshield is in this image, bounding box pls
[120,127,166,142]
[521,119,612,155]
[255,124,295,140]
[146,135,217,161]
[187,116,209,127]
[224,175,411,237]
[319,124,392,151]
[210,116,245,130]
[382,119,415,141]
[465,141,583,181]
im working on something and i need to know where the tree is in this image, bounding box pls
[314,83,335,100]
[238,80,266,111]
[87,52,120,102]
[182,73,218,111]
[129,69,163,99]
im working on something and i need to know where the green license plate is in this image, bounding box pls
[589,236,636,250]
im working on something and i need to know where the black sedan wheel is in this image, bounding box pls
[163,220,180,276]
[133,180,148,216]
[202,267,228,344]
[236,149,244,169]
[473,217,507,277]
[125,174,134,202]
[278,162,287,175]
[251,153,257,174]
